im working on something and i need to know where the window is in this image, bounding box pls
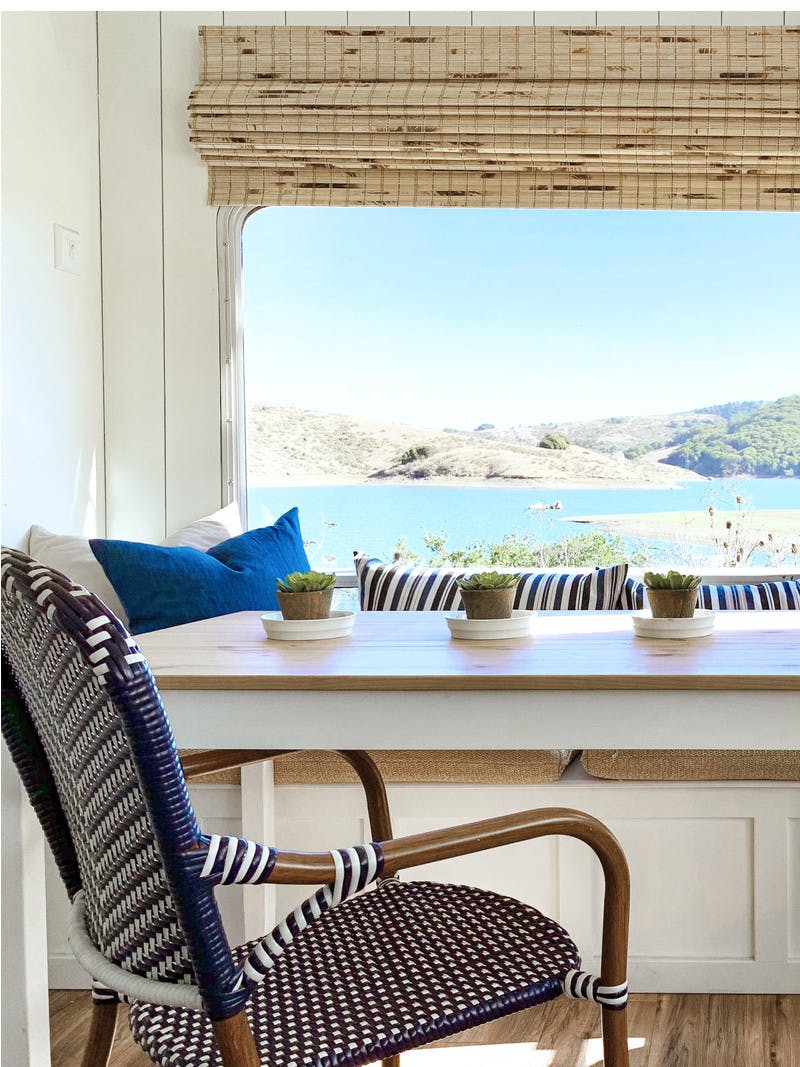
[230,206,800,576]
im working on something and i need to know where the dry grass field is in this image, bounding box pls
[247,406,705,489]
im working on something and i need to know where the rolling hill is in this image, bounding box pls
[246,405,704,487]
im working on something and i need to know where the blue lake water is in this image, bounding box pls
[249,478,800,570]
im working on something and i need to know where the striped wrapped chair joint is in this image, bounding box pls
[1,548,631,1067]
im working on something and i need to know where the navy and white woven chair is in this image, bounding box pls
[1,547,631,1067]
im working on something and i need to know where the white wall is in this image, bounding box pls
[1,13,105,549]
[99,11,223,542]
[96,9,800,543]
[0,13,103,1063]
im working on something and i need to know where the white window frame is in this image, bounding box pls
[218,205,256,527]
[218,206,798,584]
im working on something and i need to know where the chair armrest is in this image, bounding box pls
[181,749,294,779]
[266,806,621,884]
[182,749,393,838]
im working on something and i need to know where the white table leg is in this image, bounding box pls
[240,760,277,941]
[2,745,52,1067]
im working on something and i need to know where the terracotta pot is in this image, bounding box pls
[646,587,698,619]
[459,586,516,620]
[276,589,334,620]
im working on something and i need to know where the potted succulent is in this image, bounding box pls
[456,572,520,620]
[276,571,337,620]
[644,571,702,619]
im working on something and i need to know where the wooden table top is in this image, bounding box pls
[138,609,800,693]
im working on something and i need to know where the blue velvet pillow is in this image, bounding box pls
[90,508,310,634]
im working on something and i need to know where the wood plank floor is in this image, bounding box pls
[50,990,800,1066]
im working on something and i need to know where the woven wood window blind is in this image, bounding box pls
[189,26,800,210]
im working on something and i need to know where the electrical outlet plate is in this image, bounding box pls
[54,224,80,275]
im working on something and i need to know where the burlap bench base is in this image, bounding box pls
[181,749,576,786]
[582,749,800,781]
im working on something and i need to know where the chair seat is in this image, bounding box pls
[129,879,580,1067]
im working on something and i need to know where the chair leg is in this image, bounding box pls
[80,1000,118,1067]
[382,1056,401,1066]
[601,1005,630,1067]
[212,1009,261,1067]
[337,751,394,840]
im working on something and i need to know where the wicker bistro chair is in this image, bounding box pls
[1,548,631,1067]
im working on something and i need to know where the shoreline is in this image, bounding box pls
[248,475,704,491]
[566,509,800,547]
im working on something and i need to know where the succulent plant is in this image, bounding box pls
[456,571,520,591]
[276,571,337,593]
[643,570,702,591]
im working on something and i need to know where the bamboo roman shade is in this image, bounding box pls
[189,26,800,210]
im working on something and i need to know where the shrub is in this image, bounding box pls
[400,445,431,465]
[539,432,570,450]
[624,443,656,460]
[397,530,643,569]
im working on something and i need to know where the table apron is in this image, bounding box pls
[162,688,800,750]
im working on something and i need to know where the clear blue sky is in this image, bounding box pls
[242,208,799,430]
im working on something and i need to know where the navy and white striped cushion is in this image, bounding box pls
[619,577,646,611]
[698,580,800,611]
[624,577,800,611]
[354,554,628,612]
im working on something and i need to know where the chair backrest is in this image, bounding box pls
[1,548,241,1011]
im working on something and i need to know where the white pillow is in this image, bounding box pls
[27,526,129,622]
[27,502,251,626]
[160,502,245,549]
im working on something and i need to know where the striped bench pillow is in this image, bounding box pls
[354,553,629,612]
[698,580,800,611]
[619,577,646,610]
[623,577,800,611]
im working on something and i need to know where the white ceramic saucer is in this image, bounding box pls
[261,610,356,641]
[445,610,536,640]
[632,609,715,639]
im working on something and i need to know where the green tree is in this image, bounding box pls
[667,395,800,478]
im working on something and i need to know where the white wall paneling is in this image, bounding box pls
[534,11,597,25]
[472,11,535,26]
[659,11,722,23]
[347,12,411,26]
[598,817,753,960]
[161,12,225,534]
[0,12,104,549]
[789,819,800,960]
[3,748,51,1066]
[98,12,167,542]
[285,11,348,24]
[2,14,103,1055]
[722,11,784,25]
[410,12,472,25]
[240,761,278,941]
[223,11,286,26]
[596,12,661,25]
